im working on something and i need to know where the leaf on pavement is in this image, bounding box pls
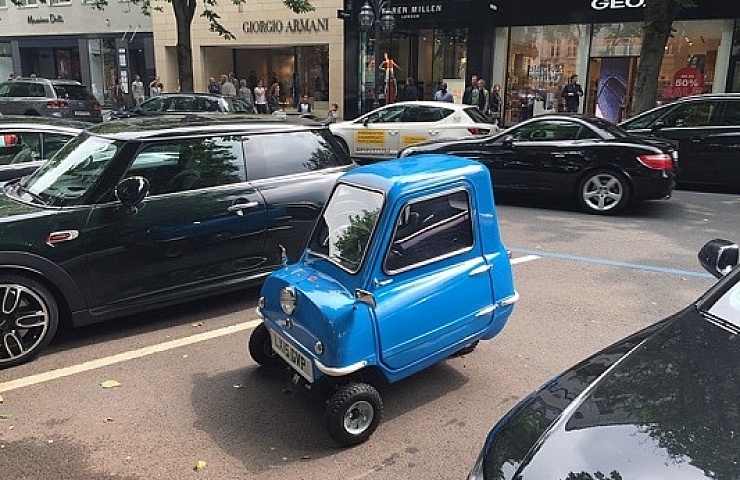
[100,380,122,389]
[194,460,207,471]
[0,413,11,420]
[0,394,3,404]
[191,322,204,327]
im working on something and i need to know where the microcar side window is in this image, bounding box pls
[384,189,473,273]
[307,183,384,273]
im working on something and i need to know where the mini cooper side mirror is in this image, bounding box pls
[698,239,739,278]
[115,176,150,211]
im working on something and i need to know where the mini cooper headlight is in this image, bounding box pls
[279,287,297,315]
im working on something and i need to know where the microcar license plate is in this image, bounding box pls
[270,329,314,383]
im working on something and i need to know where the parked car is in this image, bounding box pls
[400,114,678,215]
[467,238,740,480]
[251,155,518,446]
[111,93,253,119]
[0,115,353,368]
[0,116,89,183]
[330,100,498,162]
[0,77,103,123]
[619,93,740,191]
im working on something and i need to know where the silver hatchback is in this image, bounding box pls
[0,77,103,123]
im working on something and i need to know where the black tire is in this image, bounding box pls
[0,274,59,369]
[451,340,479,357]
[325,382,383,446]
[577,169,630,215]
[248,323,281,367]
[333,136,349,156]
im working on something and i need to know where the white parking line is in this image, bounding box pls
[0,319,262,393]
[511,254,540,265]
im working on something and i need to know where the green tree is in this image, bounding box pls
[12,0,314,93]
[630,0,696,115]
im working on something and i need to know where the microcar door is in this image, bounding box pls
[371,187,494,370]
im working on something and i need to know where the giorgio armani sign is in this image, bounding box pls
[242,18,328,34]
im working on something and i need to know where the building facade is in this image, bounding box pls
[341,0,740,122]
[151,0,343,115]
[0,0,154,105]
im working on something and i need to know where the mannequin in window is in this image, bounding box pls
[380,53,401,104]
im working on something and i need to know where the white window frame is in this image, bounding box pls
[0,0,7,10]
[20,0,39,8]
[50,0,73,5]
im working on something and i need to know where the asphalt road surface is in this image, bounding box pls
[1,188,737,480]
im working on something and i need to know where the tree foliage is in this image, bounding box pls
[630,0,696,116]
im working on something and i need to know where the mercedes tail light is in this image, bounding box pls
[2,134,19,147]
[637,153,674,171]
[92,101,101,111]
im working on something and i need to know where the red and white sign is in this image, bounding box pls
[663,67,704,99]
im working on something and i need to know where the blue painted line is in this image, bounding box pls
[510,248,714,279]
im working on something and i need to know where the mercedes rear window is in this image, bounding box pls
[53,85,96,101]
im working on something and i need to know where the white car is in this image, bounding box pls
[330,101,498,161]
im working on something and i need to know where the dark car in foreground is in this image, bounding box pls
[400,115,677,215]
[111,93,253,119]
[468,238,739,480]
[0,116,88,182]
[620,94,740,191]
[0,77,103,123]
[0,115,353,368]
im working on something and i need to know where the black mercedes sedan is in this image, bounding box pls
[399,115,678,215]
[467,239,739,480]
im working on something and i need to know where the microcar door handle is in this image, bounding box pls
[469,264,492,276]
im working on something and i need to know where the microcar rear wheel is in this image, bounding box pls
[452,340,479,357]
[577,170,630,215]
[249,323,281,367]
[325,382,383,446]
[0,274,59,369]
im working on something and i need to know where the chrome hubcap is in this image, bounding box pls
[582,174,623,211]
[0,284,50,364]
[343,400,374,435]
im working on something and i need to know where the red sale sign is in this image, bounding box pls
[663,67,704,99]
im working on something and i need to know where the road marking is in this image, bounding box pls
[511,254,540,265]
[0,319,262,393]
[510,248,714,279]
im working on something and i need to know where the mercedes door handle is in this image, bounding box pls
[553,153,566,158]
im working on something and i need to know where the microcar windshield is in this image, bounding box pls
[13,133,123,206]
[307,183,384,273]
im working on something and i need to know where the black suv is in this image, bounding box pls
[0,77,103,123]
[620,94,740,190]
[0,115,353,368]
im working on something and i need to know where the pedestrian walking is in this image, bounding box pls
[254,80,267,114]
[131,75,145,107]
[433,82,454,102]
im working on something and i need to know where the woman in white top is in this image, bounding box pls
[253,80,267,114]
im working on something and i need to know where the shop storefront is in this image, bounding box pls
[342,0,493,118]
[151,0,341,115]
[0,2,154,105]
[488,0,740,124]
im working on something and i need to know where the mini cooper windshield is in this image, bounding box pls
[307,183,384,272]
[13,134,122,206]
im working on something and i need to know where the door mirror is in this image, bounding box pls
[501,135,515,149]
[650,121,666,132]
[698,239,739,278]
[355,288,376,308]
[115,176,150,207]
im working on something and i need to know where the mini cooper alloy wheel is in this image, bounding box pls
[0,275,59,368]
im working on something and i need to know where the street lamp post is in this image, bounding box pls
[358,0,395,111]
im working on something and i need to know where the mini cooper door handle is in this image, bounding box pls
[228,201,259,215]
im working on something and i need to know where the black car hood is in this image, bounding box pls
[481,308,740,480]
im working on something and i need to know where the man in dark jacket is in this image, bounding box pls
[402,77,419,101]
[561,74,584,112]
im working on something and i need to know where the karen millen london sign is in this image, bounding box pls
[243,17,329,34]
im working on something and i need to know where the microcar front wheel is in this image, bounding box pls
[248,323,281,367]
[325,382,383,446]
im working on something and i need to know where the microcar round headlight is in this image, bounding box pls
[279,287,297,315]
